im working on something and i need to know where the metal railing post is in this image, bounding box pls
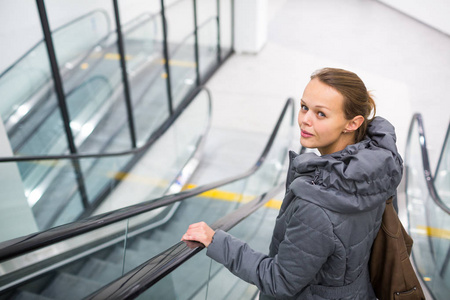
[160,0,174,115]
[216,0,222,62]
[231,0,235,50]
[35,0,89,209]
[36,0,77,155]
[193,0,201,85]
[112,0,137,148]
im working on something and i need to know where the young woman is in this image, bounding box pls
[182,68,403,299]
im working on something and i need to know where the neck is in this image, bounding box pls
[318,132,356,155]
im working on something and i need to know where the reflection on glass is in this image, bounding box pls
[406,119,450,299]
[0,0,232,295]
[196,0,217,25]
[0,89,212,299]
[0,44,53,126]
[0,219,129,299]
[52,10,111,72]
[120,10,170,146]
[433,125,450,294]
[18,158,83,230]
[165,0,197,107]
[120,90,211,274]
[169,35,197,108]
[219,0,233,60]
[146,102,293,299]
[205,207,279,299]
[198,18,219,82]
[137,247,210,299]
[435,127,450,207]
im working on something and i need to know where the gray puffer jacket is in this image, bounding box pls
[206,117,403,299]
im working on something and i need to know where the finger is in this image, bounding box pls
[188,222,203,229]
[181,233,193,241]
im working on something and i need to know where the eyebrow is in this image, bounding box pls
[300,99,330,110]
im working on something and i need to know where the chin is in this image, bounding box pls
[300,139,315,149]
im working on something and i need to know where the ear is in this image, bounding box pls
[345,115,364,132]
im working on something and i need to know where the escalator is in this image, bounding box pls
[81,113,450,300]
[405,114,450,300]
[4,101,446,299]
[0,98,295,299]
[0,1,227,231]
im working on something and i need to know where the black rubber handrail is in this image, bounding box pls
[405,113,450,214]
[0,98,294,262]
[85,183,285,300]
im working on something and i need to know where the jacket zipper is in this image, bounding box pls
[395,286,417,296]
[311,171,319,185]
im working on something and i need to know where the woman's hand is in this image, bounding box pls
[181,222,215,247]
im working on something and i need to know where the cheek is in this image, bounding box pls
[315,122,341,138]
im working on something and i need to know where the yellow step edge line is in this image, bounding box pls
[104,53,133,61]
[107,171,169,187]
[103,174,282,210]
[160,58,197,68]
[416,225,450,240]
[183,184,282,210]
[91,53,196,67]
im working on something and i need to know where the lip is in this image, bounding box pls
[301,129,314,138]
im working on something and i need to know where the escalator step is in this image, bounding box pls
[9,291,53,300]
[104,245,126,262]
[76,257,123,285]
[123,249,154,274]
[104,246,151,273]
[40,272,103,300]
[130,236,172,258]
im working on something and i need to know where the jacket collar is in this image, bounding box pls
[287,117,403,214]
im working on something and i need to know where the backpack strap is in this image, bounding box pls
[310,268,369,298]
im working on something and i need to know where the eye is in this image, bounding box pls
[318,111,326,117]
[301,104,308,111]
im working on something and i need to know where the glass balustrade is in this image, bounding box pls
[141,103,293,299]
[0,10,110,129]
[198,17,219,82]
[405,117,450,300]
[219,0,233,61]
[0,1,234,297]
[435,126,450,207]
[165,0,197,108]
[0,0,233,236]
[16,88,210,231]
[0,97,292,300]
[432,124,450,297]
[0,219,130,300]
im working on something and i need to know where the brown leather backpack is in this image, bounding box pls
[369,197,426,299]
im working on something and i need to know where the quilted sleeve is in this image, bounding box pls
[206,201,335,298]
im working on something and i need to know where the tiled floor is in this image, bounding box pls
[204,0,450,173]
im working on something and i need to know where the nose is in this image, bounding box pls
[299,110,312,127]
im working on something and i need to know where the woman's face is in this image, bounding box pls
[298,78,355,155]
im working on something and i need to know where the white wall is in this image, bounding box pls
[0,0,42,74]
[234,0,268,54]
[378,0,450,35]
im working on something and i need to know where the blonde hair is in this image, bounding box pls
[311,68,376,143]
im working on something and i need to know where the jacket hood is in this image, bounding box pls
[288,117,403,214]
